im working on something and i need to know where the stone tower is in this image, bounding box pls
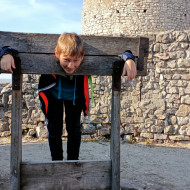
[82,0,190,36]
[81,0,190,142]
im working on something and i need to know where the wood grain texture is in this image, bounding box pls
[110,63,121,190]
[110,91,121,190]
[10,75,22,190]
[21,160,111,190]
[0,31,140,55]
[0,53,146,76]
[0,31,148,76]
[18,54,121,76]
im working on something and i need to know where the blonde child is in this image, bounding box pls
[0,33,136,160]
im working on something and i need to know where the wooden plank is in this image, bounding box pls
[0,31,148,76]
[110,62,121,190]
[21,160,111,190]
[0,53,146,76]
[0,31,140,56]
[137,37,149,72]
[17,53,120,76]
[10,74,22,190]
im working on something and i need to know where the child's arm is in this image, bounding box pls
[122,59,137,82]
[0,47,17,73]
[0,54,15,73]
[119,51,137,82]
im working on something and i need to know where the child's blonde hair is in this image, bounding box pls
[56,33,84,57]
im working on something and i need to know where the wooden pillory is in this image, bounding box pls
[0,31,149,190]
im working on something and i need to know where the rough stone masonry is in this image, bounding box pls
[0,30,190,143]
[82,0,190,36]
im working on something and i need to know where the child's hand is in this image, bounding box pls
[0,54,15,73]
[122,59,137,82]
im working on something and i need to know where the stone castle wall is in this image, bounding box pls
[82,0,190,37]
[80,0,190,142]
[0,30,190,142]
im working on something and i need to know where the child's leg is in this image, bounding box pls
[39,92,64,160]
[64,99,83,160]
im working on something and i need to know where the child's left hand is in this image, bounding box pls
[122,59,137,82]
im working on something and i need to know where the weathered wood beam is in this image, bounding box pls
[0,31,140,55]
[21,160,111,190]
[10,62,22,190]
[0,54,146,76]
[111,61,121,190]
[0,31,149,76]
[15,54,121,76]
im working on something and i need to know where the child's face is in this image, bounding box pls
[55,51,83,74]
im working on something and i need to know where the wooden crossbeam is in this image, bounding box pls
[0,31,149,76]
[21,160,111,190]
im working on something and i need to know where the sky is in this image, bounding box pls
[0,0,83,81]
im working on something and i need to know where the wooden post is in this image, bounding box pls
[110,61,121,190]
[10,58,22,190]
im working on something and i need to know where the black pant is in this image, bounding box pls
[39,91,82,160]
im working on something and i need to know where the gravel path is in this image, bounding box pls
[0,139,190,190]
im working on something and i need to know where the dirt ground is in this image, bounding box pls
[0,137,190,190]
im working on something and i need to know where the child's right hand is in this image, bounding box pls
[0,54,16,73]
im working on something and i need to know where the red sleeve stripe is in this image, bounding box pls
[39,92,48,114]
[84,75,89,115]
[52,74,56,79]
